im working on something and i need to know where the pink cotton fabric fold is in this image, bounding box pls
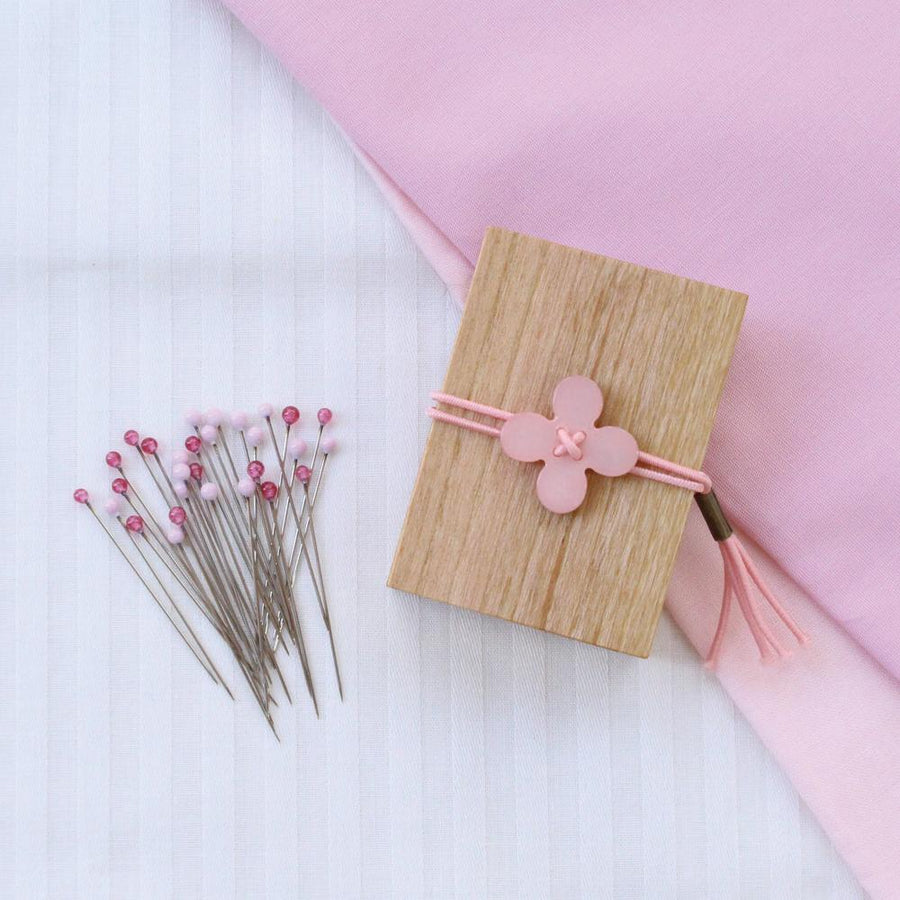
[218,0,900,892]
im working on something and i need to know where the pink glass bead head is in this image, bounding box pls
[125,515,144,533]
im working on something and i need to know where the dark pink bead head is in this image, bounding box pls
[189,463,203,482]
[111,477,129,495]
[247,460,265,482]
[124,429,139,446]
[73,488,89,504]
[184,435,201,454]
[282,405,300,426]
[125,515,144,533]
[317,407,333,426]
[169,506,186,526]
[295,464,312,485]
[140,437,159,455]
[105,450,122,468]
[260,481,278,502]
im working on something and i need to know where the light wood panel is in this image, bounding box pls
[389,228,746,657]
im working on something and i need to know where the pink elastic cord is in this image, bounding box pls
[429,392,711,493]
[428,390,808,667]
[430,392,513,422]
[427,406,502,438]
[704,535,809,669]
[632,451,712,494]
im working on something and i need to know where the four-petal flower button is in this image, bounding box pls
[499,376,639,514]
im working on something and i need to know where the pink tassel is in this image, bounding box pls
[696,492,809,669]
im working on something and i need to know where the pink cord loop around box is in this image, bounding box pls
[428,389,712,496]
[427,376,807,668]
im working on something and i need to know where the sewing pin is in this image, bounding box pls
[258,480,318,716]
[75,489,227,692]
[297,462,343,699]
[288,429,333,578]
[121,512,235,694]
[278,436,307,541]
[260,404,302,530]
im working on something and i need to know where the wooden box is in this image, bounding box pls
[388,228,745,657]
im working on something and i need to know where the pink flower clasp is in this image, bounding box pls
[499,375,639,514]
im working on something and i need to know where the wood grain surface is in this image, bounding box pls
[389,228,746,657]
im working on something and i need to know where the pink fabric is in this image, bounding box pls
[218,1,900,893]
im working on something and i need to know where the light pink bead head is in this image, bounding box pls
[230,411,249,430]
[169,506,186,526]
[282,405,300,425]
[288,437,307,459]
[199,424,217,444]
[205,408,224,427]
[246,426,264,447]
[104,496,121,515]
[172,462,190,481]
[260,481,278,502]
[200,482,219,501]
[258,402,274,419]
[166,527,184,545]
[140,437,159,455]
[184,435,201,454]
[321,436,337,455]
[237,477,256,498]
[295,465,312,485]
[105,450,122,468]
[73,488,90,504]
[125,515,144,533]
[247,460,265,482]
[185,409,204,427]
[123,430,139,447]
[317,407,332,426]
[172,449,189,465]
[173,481,188,500]
[111,477,129,495]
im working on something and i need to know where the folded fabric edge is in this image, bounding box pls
[670,514,900,899]
[350,139,474,306]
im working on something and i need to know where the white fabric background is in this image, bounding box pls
[0,1,865,897]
